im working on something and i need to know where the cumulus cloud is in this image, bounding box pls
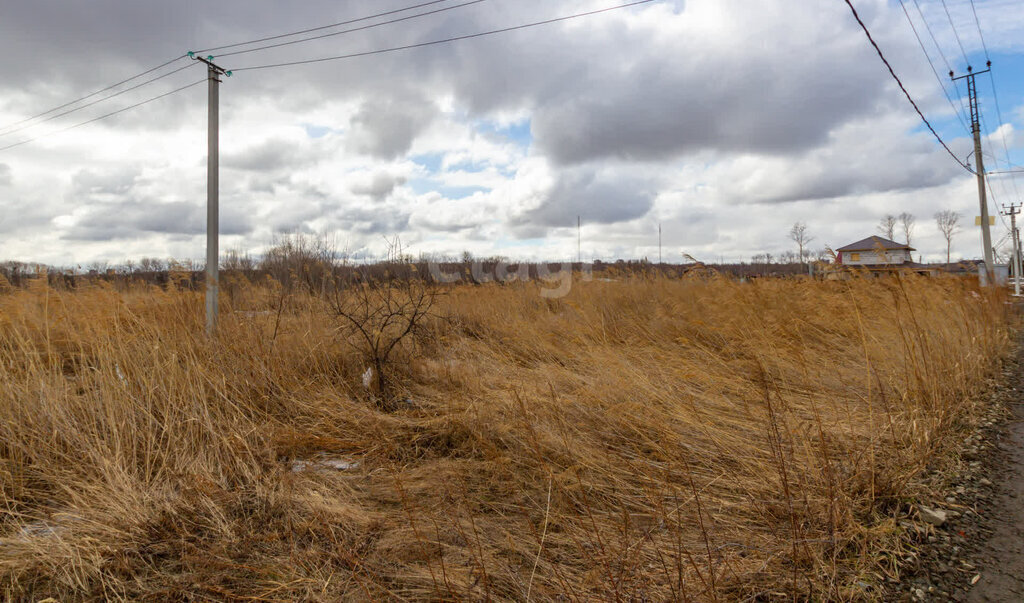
[60,200,252,241]
[512,169,657,231]
[1,0,1022,264]
[335,204,411,235]
[223,138,314,172]
[350,171,406,202]
[345,95,437,160]
[69,166,141,199]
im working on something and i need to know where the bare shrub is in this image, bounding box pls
[329,270,439,409]
[260,232,339,294]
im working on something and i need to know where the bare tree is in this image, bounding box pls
[261,231,337,294]
[878,215,898,240]
[899,212,916,245]
[934,210,961,265]
[788,221,814,265]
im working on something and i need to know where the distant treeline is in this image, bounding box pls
[0,234,823,293]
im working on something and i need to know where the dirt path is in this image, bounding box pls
[965,390,1024,602]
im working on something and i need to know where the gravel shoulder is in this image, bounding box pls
[965,382,1024,602]
[889,347,1024,602]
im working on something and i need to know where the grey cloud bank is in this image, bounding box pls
[0,0,1021,264]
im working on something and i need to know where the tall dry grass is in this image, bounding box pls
[0,273,1012,600]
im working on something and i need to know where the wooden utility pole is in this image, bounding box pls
[953,63,995,282]
[190,52,230,334]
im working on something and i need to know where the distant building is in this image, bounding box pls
[831,236,936,278]
[835,236,914,266]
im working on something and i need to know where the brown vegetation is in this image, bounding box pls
[0,273,1013,600]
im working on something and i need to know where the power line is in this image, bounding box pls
[216,0,489,59]
[841,0,972,173]
[910,0,970,123]
[195,0,454,54]
[970,4,1020,203]
[232,0,658,72]
[939,0,970,64]
[0,79,205,153]
[960,0,1020,203]
[896,0,969,133]
[968,0,990,61]
[0,62,196,139]
[0,0,474,136]
[0,55,188,134]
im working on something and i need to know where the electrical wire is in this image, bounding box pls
[971,2,1021,203]
[976,106,1011,229]
[987,79,1022,201]
[940,0,970,64]
[896,0,969,134]
[910,0,970,123]
[0,79,205,153]
[0,63,196,140]
[0,0,473,136]
[968,0,990,61]
[195,0,454,54]
[841,0,972,173]
[217,0,489,58]
[231,0,658,72]
[0,55,188,134]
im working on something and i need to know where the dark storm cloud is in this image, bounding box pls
[336,205,411,235]
[62,200,252,241]
[345,96,437,160]
[0,195,55,234]
[723,122,971,204]
[223,138,313,172]
[2,0,907,166]
[0,0,992,263]
[70,167,140,198]
[513,170,656,231]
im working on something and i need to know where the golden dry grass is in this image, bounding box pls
[0,273,1013,601]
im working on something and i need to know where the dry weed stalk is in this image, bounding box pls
[0,272,1012,600]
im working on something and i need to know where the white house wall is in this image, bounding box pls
[843,250,911,266]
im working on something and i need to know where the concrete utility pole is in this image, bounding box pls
[190,52,230,334]
[658,223,662,264]
[953,63,995,282]
[1003,203,1022,295]
[577,215,581,265]
[1017,226,1023,293]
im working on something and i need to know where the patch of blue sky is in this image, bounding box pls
[406,177,490,200]
[442,157,489,173]
[411,153,444,174]
[302,124,333,139]
[476,117,532,149]
[911,50,1024,167]
[978,51,1024,168]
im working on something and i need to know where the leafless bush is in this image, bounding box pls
[329,270,439,410]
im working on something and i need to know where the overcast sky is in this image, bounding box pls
[1,0,1023,266]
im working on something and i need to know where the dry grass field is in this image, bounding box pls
[0,272,1013,600]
